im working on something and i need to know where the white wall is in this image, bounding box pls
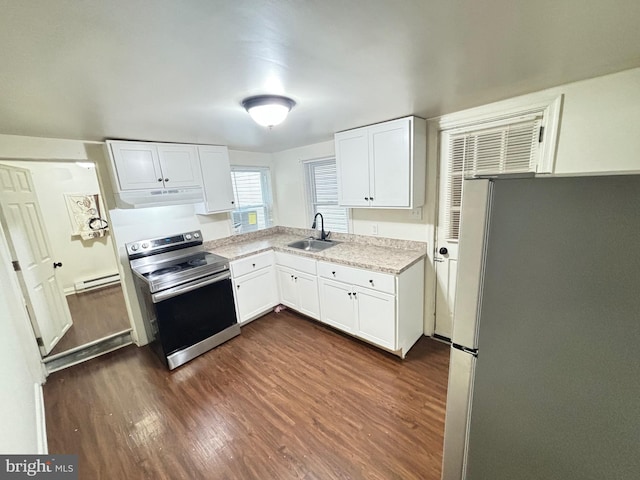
[1,160,119,292]
[0,221,47,454]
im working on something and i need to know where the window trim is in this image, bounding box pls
[301,156,352,233]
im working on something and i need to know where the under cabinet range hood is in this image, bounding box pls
[114,187,204,209]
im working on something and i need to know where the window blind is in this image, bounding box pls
[230,167,273,233]
[445,117,542,240]
[305,159,349,233]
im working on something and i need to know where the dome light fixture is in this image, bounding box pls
[242,95,296,127]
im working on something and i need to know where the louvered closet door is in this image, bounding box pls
[434,116,543,339]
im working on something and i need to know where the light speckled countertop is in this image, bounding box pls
[204,227,427,274]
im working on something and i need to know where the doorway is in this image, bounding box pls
[0,160,131,365]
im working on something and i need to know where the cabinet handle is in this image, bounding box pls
[369,279,374,286]
[294,276,298,281]
[53,262,63,269]
[252,263,256,268]
[291,274,294,279]
[370,196,374,201]
[231,201,235,204]
[353,292,357,298]
[332,271,336,276]
[164,178,169,182]
[348,292,352,297]
[157,178,163,182]
[237,285,240,289]
[364,197,369,201]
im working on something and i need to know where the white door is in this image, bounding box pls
[109,141,164,190]
[295,272,320,320]
[0,164,72,355]
[434,132,463,339]
[157,144,201,188]
[197,146,234,213]
[335,127,370,207]
[318,278,355,333]
[355,286,395,349]
[369,118,411,208]
[276,266,298,309]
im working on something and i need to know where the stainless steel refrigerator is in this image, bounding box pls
[441,175,640,480]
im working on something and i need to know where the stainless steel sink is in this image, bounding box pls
[287,238,340,252]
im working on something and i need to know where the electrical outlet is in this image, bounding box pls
[411,207,423,220]
[371,224,378,235]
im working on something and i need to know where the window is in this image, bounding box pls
[444,116,543,240]
[230,166,273,234]
[304,158,349,233]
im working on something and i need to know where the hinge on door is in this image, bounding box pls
[36,337,44,347]
[12,260,21,271]
[538,126,545,143]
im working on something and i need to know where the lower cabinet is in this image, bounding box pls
[276,266,320,320]
[318,278,395,349]
[231,252,278,324]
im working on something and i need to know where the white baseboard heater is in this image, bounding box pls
[73,273,120,293]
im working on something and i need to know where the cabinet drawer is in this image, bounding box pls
[318,261,395,294]
[275,251,317,275]
[230,251,274,278]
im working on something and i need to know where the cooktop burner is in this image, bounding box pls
[148,266,182,278]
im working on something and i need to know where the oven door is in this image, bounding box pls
[151,270,238,360]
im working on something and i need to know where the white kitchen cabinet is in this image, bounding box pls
[318,259,425,357]
[275,252,320,320]
[156,144,201,188]
[318,277,395,348]
[230,252,278,324]
[335,116,426,209]
[318,278,357,333]
[107,140,201,191]
[194,145,235,214]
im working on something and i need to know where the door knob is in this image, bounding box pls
[53,262,63,268]
[439,247,448,255]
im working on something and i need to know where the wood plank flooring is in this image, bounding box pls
[49,284,130,356]
[44,310,450,480]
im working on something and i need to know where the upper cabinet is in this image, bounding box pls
[194,145,236,214]
[335,116,426,209]
[106,140,235,212]
[107,141,201,191]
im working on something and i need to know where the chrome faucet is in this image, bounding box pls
[311,213,330,241]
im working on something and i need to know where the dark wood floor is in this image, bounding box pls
[49,284,130,356]
[44,311,450,480]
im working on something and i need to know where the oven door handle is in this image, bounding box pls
[151,270,231,303]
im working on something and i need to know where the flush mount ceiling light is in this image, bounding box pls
[242,95,296,127]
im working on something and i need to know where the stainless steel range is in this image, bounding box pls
[127,230,239,369]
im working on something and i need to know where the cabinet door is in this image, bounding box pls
[319,278,356,333]
[109,141,164,191]
[276,266,298,309]
[157,144,201,188]
[335,127,370,207]
[234,267,278,323]
[295,271,320,320]
[355,286,396,350]
[196,146,235,213]
[369,118,411,207]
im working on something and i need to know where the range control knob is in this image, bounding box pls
[142,243,149,249]
[130,244,139,251]
[185,234,192,240]
[193,232,200,239]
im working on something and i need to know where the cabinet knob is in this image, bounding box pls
[252,263,256,267]
[332,271,336,276]
[236,285,240,289]
[348,292,352,296]
[369,279,374,285]
[164,178,169,182]
[353,292,357,298]
[364,197,369,201]
[291,274,294,279]
[157,178,163,182]
[231,201,235,204]
[294,276,298,281]
[370,197,374,201]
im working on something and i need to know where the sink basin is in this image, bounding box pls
[287,238,340,252]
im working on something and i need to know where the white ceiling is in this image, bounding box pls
[1,0,639,153]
